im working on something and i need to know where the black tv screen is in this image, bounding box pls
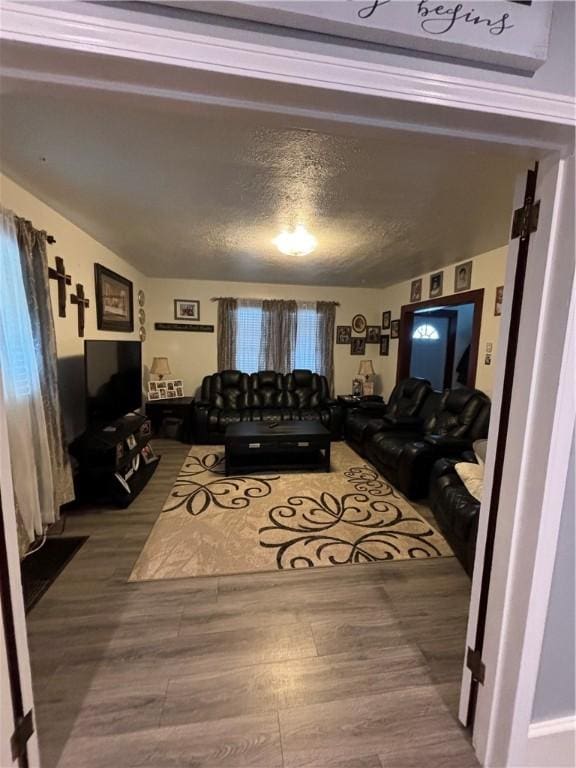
[85,340,142,425]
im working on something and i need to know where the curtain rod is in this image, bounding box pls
[211,297,340,306]
[15,214,56,244]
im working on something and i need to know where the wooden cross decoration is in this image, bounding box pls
[48,256,72,317]
[70,283,90,338]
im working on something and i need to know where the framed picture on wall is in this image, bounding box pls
[494,285,504,316]
[351,314,367,334]
[174,299,200,321]
[390,320,400,339]
[350,337,366,355]
[382,311,391,330]
[429,271,444,298]
[454,261,473,292]
[94,264,134,332]
[379,334,390,356]
[336,325,352,344]
[366,326,381,343]
[410,278,422,303]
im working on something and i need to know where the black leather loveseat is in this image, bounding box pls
[363,387,490,500]
[194,369,342,443]
[429,454,482,576]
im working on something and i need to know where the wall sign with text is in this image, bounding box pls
[189,1,553,73]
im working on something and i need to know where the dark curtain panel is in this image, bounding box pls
[216,297,238,370]
[15,217,75,515]
[260,299,297,372]
[316,301,336,394]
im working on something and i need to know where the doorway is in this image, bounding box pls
[397,289,484,390]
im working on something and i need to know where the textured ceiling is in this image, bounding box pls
[0,84,529,287]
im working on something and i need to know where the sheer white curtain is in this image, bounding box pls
[0,209,54,542]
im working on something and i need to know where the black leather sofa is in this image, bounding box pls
[344,377,432,452]
[363,387,490,500]
[429,455,481,576]
[194,369,342,443]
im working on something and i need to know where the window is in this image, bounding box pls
[233,302,324,373]
[294,306,321,371]
[235,303,263,373]
[412,323,440,340]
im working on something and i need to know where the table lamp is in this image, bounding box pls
[150,356,171,380]
[358,359,375,396]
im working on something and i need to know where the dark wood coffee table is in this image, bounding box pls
[224,422,331,475]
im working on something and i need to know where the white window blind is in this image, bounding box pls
[235,303,263,372]
[294,306,320,371]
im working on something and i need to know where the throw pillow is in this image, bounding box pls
[455,461,484,502]
[473,438,488,467]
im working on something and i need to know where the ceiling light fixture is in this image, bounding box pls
[273,225,317,257]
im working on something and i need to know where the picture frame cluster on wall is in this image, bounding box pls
[337,315,387,356]
[148,379,184,401]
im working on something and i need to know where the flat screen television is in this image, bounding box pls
[84,340,142,426]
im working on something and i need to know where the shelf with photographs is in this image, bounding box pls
[69,414,160,508]
[148,378,185,400]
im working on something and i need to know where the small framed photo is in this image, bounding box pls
[149,381,158,392]
[379,334,390,356]
[156,381,168,393]
[148,390,160,401]
[350,337,366,355]
[336,325,351,344]
[140,420,152,437]
[429,271,443,298]
[173,379,183,389]
[494,285,504,316]
[382,311,391,330]
[126,434,137,450]
[410,279,422,303]
[141,443,158,465]
[366,326,381,344]
[166,389,176,399]
[167,381,175,391]
[174,299,200,321]
[454,261,473,293]
[352,378,363,396]
[390,320,400,339]
[175,386,184,397]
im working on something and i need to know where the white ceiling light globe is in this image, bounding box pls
[273,226,317,257]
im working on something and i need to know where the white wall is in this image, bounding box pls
[378,246,507,399]
[0,174,148,438]
[145,278,385,397]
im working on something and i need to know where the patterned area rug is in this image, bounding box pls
[129,443,452,582]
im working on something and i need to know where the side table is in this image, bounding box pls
[145,397,194,443]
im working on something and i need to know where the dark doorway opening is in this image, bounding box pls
[397,289,484,389]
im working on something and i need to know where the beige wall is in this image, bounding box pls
[378,246,508,399]
[0,174,147,436]
[145,278,386,397]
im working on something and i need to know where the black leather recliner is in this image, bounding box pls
[194,369,341,443]
[429,455,481,576]
[365,388,490,500]
[345,377,432,452]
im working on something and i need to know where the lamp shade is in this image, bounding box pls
[358,359,375,377]
[150,357,171,378]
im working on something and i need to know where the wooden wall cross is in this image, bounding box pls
[48,256,72,317]
[70,283,90,338]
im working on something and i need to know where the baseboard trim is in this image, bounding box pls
[523,716,576,767]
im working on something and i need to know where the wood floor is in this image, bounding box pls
[26,440,478,768]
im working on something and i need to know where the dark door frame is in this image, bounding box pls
[396,288,484,389]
